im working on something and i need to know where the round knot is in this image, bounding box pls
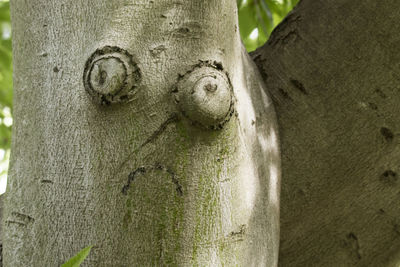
[83,46,141,104]
[173,64,234,130]
[89,57,126,95]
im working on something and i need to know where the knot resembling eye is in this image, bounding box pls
[89,57,126,95]
[173,63,234,130]
[83,46,141,104]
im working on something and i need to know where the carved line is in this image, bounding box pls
[121,164,183,196]
[140,114,179,149]
[6,211,35,227]
[114,113,179,177]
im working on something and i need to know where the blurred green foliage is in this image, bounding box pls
[0,0,12,151]
[0,0,11,191]
[238,0,299,51]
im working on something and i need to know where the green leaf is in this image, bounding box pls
[61,246,92,267]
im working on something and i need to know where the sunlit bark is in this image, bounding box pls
[3,1,279,266]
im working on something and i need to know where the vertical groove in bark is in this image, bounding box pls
[4,0,280,266]
[253,0,400,266]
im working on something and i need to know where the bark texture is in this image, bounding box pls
[253,0,400,266]
[4,0,279,266]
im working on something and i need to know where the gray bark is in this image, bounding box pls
[3,1,279,266]
[253,0,400,266]
[7,0,398,266]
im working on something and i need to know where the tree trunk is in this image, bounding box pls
[3,1,279,266]
[5,0,400,266]
[253,0,400,266]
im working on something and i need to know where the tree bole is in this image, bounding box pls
[3,1,280,266]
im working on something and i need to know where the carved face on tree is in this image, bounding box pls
[4,1,280,266]
[78,1,280,265]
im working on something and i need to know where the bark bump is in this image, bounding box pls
[172,62,234,130]
[83,46,141,105]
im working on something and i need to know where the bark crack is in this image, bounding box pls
[198,224,247,248]
[290,79,308,95]
[345,232,362,260]
[6,211,35,227]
